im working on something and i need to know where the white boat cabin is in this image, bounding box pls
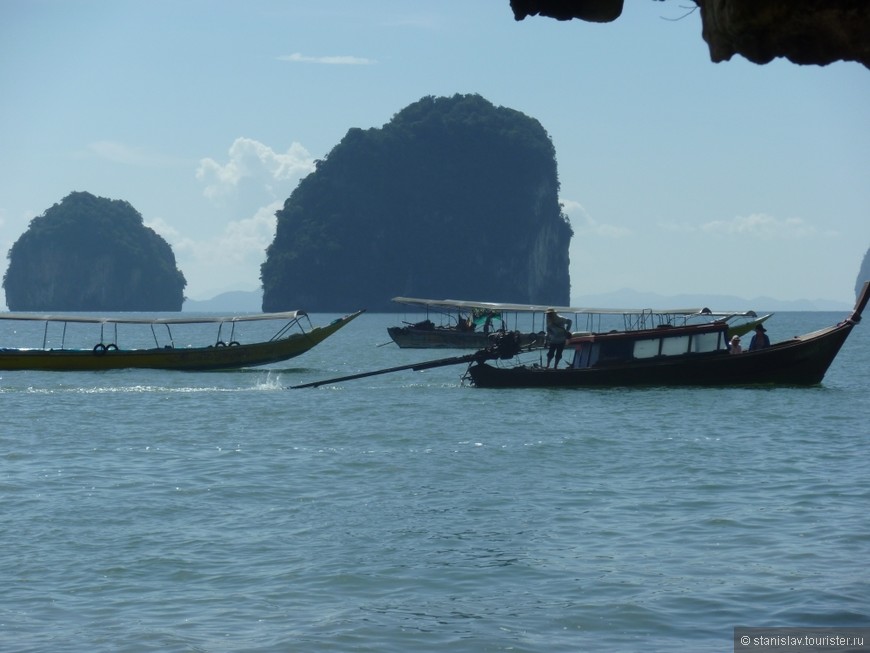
[567,322,730,369]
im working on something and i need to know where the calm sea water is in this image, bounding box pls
[2,310,868,653]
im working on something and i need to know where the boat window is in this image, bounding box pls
[588,343,600,367]
[633,338,660,359]
[691,332,722,353]
[599,339,633,362]
[571,343,597,368]
[661,335,690,356]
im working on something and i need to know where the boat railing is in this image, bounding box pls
[269,313,313,341]
[2,311,316,352]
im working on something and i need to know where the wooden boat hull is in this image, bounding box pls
[466,320,856,388]
[0,310,363,371]
[387,325,544,350]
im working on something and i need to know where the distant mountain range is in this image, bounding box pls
[184,289,852,313]
[569,288,851,312]
[183,291,264,313]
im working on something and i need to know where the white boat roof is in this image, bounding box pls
[391,296,713,317]
[0,310,306,325]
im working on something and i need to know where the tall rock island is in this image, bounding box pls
[858,247,870,298]
[261,94,573,312]
[4,191,186,311]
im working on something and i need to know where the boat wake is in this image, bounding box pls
[3,377,288,395]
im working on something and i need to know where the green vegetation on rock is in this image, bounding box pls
[261,93,572,312]
[4,191,186,311]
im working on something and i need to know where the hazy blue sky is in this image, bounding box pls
[2,0,868,308]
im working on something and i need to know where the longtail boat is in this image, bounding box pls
[0,309,364,371]
[387,296,770,349]
[464,282,868,388]
[293,283,867,390]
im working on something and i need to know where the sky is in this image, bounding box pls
[1,0,868,309]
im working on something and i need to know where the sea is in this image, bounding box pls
[2,310,868,653]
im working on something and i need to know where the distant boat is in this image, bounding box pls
[0,310,364,371]
[464,282,869,388]
[386,296,770,349]
[387,297,544,349]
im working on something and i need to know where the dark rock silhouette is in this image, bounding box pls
[4,191,186,311]
[261,94,573,312]
[857,247,870,299]
[510,0,870,69]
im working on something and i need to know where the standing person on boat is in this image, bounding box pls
[545,308,572,368]
[483,313,494,335]
[729,335,743,354]
[748,324,770,351]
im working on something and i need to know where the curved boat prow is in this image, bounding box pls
[314,309,366,336]
[850,281,870,324]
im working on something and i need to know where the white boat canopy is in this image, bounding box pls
[0,310,307,325]
[391,296,713,317]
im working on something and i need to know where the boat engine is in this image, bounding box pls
[485,330,522,360]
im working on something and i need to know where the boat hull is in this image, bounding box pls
[466,321,855,388]
[0,311,363,371]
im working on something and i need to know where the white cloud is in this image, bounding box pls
[181,137,318,295]
[156,203,277,266]
[148,203,280,295]
[196,138,315,202]
[144,216,181,241]
[702,213,826,238]
[277,52,376,65]
[660,213,837,239]
[561,198,631,238]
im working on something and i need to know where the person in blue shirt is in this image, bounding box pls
[748,323,771,351]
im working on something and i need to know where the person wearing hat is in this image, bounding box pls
[748,323,770,351]
[729,334,742,354]
[545,308,572,368]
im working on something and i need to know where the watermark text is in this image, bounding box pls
[735,627,870,652]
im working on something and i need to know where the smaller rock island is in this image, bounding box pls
[3,191,186,311]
